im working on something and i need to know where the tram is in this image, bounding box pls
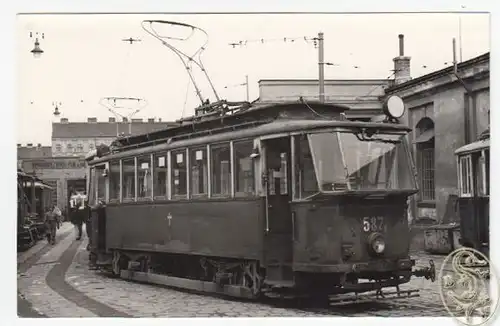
[454,129,490,257]
[17,170,53,249]
[85,96,436,303]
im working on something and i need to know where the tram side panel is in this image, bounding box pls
[458,197,489,251]
[104,199,265,261]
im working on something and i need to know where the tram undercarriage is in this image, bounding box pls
[91,249,435,305]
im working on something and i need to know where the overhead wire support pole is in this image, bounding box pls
[317,32,325,103]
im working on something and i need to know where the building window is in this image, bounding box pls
[67,143,73,153]
[76,143,84,153]
[153,153,167,198]
[211,143,231,197]
[55,144,62,152]
[171,150,187,198]
[233,140,255,196]
[109,161,120,202]
[137,155,152,200]
[122,158,135,201]
[458,155,473,197]
[415,117,435,202]
[190,147,208,197]
[89,143,95,151]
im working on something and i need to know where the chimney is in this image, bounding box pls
[37,143,41,147]
[17,143,21,147]
[87,117,97,123]
[158,118,162,122]
[122,117,128,122]
[393,34,411,85]
[60,118,69,123]
[27,143,33,147]
[132,118,142,123]
[148,118,155,123]
[109,117,116,123]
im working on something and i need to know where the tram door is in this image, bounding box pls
[262,137,294,283]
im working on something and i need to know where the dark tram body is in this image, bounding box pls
[455,130,490,257]
[86,99,435,301]
[17,170,53,249]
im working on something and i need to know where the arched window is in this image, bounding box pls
[415,117,435,201]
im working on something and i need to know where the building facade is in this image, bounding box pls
[385,51,489,224]
[257,79,392,120]
[52,117,177,157]
[19,117,176,213]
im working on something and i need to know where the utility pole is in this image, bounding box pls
[458,16,463,62]
[318,32,325,103]
[245,75,250,102]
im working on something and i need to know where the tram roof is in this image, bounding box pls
[90,117,411,164]
[110,101,351,149]
[455,138,490,155]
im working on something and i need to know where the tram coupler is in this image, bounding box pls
[412,259,436,282]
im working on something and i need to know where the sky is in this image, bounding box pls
[17,13,490,145]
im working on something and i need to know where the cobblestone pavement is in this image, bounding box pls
[18,224,452,318]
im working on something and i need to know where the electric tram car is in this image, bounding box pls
[85,97,436,302]
[17,170,53,249]
[454,129,490,257]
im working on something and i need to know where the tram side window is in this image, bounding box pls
[293,135,319,199]
[153,153,167,198]
[122,158,136,201]
[109,161,120,202]
[96,165,106,202]
[211,143,231,197]
[171,150,187,198]
[137,155,152,200]
[234,140,255,196]
[459,155,473,197]
[485,149,490,196]
[474,150,490,197]
[89,168,96,205]
[190,147,208,197]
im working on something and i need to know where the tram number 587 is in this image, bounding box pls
[362,216,385,232]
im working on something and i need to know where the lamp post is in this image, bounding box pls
[52,101,62,117]
[29,32,44,58]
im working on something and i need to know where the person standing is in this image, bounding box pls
[70,193,85,240]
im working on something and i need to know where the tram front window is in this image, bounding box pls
[307,132,415,192]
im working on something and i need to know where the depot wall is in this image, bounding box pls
[385,54,490,224]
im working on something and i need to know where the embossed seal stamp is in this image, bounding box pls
[439,247,499,325]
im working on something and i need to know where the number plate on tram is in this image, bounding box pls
[362,216,385,233]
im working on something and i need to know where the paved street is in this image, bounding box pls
[18,224,450,318]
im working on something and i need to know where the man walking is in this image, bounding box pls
[45,205,61,245]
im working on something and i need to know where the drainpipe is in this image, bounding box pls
[452,38,474,144]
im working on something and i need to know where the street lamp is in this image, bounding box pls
[29,32,44,58]
[52,101,62,116]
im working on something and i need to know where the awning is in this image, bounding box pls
[455,138,490,155]
[414,128,435,144]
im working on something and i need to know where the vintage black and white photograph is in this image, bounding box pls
[13,1,495,323]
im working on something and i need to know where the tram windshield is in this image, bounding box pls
[306,131,416,193]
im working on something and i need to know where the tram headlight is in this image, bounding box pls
[368,233,386,254]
